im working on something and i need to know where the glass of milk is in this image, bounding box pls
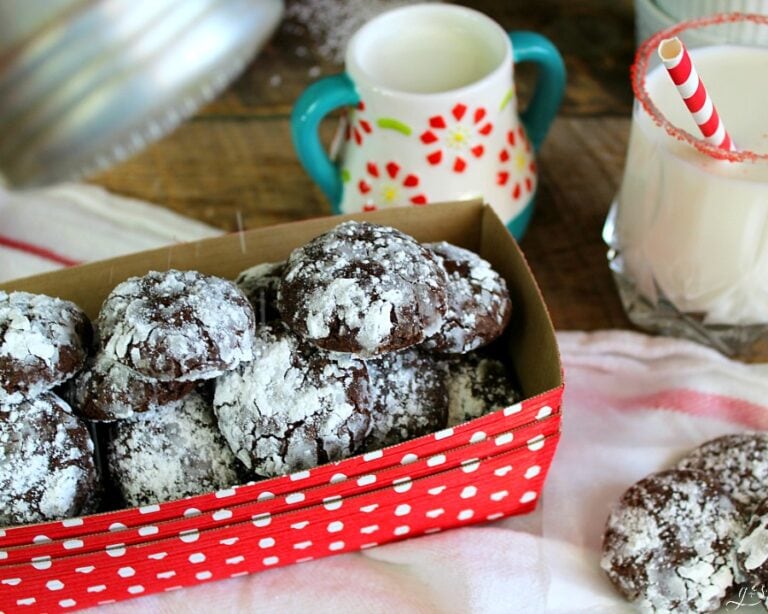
[604,14,768,358]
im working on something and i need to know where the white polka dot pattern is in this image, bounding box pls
[323,496,343,511]
[0,392,561,612]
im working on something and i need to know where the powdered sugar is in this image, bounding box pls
[0,393,95,527]
[279,221,447,356]
[107,392,240,507]
[285,0,415,65]
[365,348,447,450]
[441,354,520,427]
[70,353,194,422]
[736,496,768,595]
[677,432,768,516]
[0,291,89,403]
[98,270,255,381]
[740,519,768,572]
[39,465,86,519]
[422,242,511,354]
[304,278,396,346]
[213,324,370,477]
[601,469,740,613]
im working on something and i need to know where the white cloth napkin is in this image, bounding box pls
[4,185,763,613]
[0,184,220,282]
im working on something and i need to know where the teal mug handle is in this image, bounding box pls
[509,31,566,152]
[291,73,359,209]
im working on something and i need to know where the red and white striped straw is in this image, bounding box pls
[658,37,735,151]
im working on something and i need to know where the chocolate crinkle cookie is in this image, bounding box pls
[601,469,740,614]
[422,242,511,354]
[107,391,240,507]
[214,323,371,478]
[97,269,255,381]
[365,348,447,451]
[278,221,447,357]
[676,432,768,517]
[441,353,520,426]
[0,291,90,404]
[69,353,196,421]
[0,392,97,526]
[236,261,286,324]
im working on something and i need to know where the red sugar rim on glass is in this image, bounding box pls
[632,12,768,163]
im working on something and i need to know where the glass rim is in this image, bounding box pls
[633,12,768,163]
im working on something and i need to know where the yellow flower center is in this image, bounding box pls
[381,184,399,203]
[516,151,526,171]
[446,125,471,150]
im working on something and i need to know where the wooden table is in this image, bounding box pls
[90,0,637,333]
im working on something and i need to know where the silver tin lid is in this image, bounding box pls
[0,0,284,188]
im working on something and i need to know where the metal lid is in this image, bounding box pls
[0,0,284,188]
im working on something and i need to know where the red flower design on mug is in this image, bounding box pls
[344,101,373,146]
[419,103,493,173]
[357,161,427,211]
[496,126,536,200]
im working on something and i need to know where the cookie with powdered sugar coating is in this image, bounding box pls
[278,221,447,357]
[422,242,511,354]
[601,469,740,613]
[107,391,240,507]
[0,291,90,404]
[214,323,371,478]
[97,270,255,381]
[365,347,447,451]
[441,353,521,426]
[70,353,195,421]
[0,392,97,526]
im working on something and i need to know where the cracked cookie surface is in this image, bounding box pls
[0,392,96,526]
[213,323,370,478]
[69,353,195,421]
[0,291,90,404]
[107,391,240,507]
[677,432,768,517]
[97,269,255,381]
[365,347,447,451]
[422,242,511,354]
[601,468,740,613]
[278,221,447,357]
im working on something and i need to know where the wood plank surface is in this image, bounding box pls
[88,0,638,332]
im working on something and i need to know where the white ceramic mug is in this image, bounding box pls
[291,3,565,238]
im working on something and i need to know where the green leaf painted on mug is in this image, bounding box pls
[377,118,412,136]
[341,168,351,183]
[500,88,514,111]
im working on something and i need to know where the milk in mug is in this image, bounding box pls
[614,45,768,325]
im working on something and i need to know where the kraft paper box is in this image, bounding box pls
[0,201,563,612]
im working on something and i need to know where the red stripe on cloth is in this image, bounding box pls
[699,110,720,137]
[616,389,768,430]
[0,234,81,267]
[667,47,692,84]
[685,79,708,112]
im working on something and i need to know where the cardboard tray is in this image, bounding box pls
[0,201,563,612]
